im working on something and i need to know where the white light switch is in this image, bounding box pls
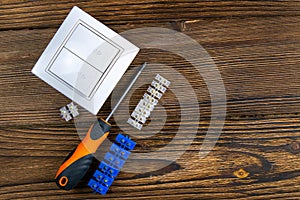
[31,6,140,115]
[49,48,103,97]
[65,24,120,73]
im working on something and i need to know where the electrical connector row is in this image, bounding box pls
[59,102,79,121]
[127,74,170,130]
[88,134,136,195]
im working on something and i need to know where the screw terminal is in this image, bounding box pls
[88,134,136,195]
[127,74,170,130]
[155,74,171,87]
[59,102,79,121]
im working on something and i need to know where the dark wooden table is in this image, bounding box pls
[1,1,300,199]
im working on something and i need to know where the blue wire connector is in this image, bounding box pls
[115,134,136,151]
[88,178,109,195]
[88,134,136,195]
[99,161,120,177]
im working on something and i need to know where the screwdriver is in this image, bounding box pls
[55,62,147,190]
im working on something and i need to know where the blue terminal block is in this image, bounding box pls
[88,134,136,195]
[88,179,109,195]
[104,152,125,169]
[99,161,120,178]
[115,134,136,151]
[110,143,131,160]
[93,170,114,187]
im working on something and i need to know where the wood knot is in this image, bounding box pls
[233,168,249,179]
[289,141,300,154]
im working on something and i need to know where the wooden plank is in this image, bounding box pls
[0,117,300,199]
[0,1,300,199]
[0,17,299,126]
[0,0,299,30]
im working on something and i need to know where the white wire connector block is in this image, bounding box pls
[134,104,151,118]
[131,111,147,124]
[60,102,79,121]
[127,74,171,130]
[143,93,158,106]
[137,99,155,112]
[60,107,72,121]
[151,80,167,93]
[155,74,171,87]
[147,86,163,99]
[127,118,143,130]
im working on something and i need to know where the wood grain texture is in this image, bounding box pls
[0,0,300,199]
[0,0,300,30]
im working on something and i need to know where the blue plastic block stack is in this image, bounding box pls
[88,134,136,195]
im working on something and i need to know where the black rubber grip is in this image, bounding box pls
[55,118,111,190]
[90,118,111,140]
[55,152,94,190]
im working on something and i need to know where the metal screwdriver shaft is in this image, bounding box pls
[106,62,147,121]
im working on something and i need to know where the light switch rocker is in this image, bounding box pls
[32,6,140,115]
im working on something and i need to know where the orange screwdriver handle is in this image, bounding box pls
[55,118,111,190]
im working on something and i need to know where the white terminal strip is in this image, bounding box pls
[127,74,170,130]
[60,102,79,121]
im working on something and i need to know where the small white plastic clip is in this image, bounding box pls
[127,118,143,130]
[143,93,158,106]
[155,74,170,87]
[60,102,79,121]
[60,107,72,121]
[134,104,151,118]
[138,99,155,112]
[147,86,162,99]
[151,80,167,93]
[67,102,79,117]
[131,111,147,123]
[127,74,171,130]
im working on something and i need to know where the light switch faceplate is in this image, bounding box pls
[32,6,139,115]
